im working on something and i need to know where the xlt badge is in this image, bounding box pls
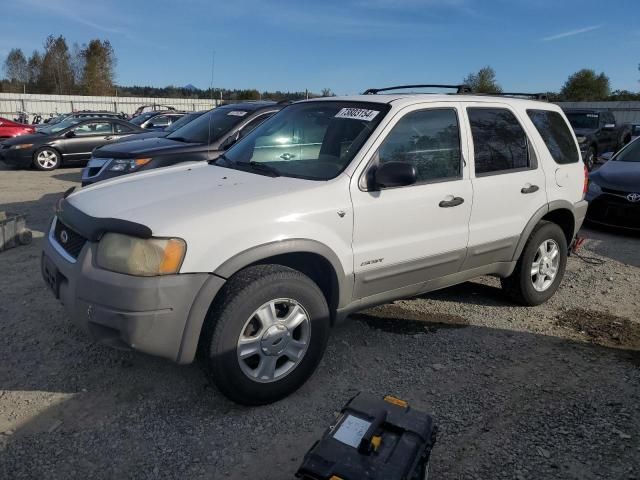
[361,258,383,266]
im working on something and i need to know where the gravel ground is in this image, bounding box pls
[1,163,639,480]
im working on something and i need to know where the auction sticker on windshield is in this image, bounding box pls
[227,111,248,117]
[335,108,380,121]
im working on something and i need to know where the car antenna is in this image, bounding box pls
[207,50,215,160]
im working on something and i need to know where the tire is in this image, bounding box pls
[501,221,568,306]
[32,147,61,171]
[584,146,596,171]
[199,264,330,405]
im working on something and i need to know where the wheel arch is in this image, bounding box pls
[176,239,350,364]
[512,202,577,262]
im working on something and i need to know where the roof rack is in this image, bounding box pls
[363,84,471,95]
[470,92,549,101]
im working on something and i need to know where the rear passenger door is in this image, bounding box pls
[463,104,547,269]
[350,104,473,299]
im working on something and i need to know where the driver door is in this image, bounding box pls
[59,121,114,160]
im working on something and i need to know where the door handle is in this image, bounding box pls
[104,136,113,140]
[521,184,539,194]
[439,196,464,208]
[280,153,295,160]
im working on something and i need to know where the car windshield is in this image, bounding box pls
[615,139,640,162]
[566,112,599,130]
[167,108,250,144]
[130,112,157,125]
[38,117,82,134]
[219,101,389,180]
[165,112,202,132]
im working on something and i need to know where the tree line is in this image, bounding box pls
[2,35,116,96]
[2,35,639,101]
[462,65,640,101]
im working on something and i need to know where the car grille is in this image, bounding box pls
[53,219,87,259]
[588,195,640,229]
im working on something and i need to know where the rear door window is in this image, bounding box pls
[527,110,579,165]
[467,108,531,175]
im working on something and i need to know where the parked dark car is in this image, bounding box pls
[109,111,206,144]
[562,109,632,171]
[0,117,35,140]
[36,111,124,130]
[82,102,285,186]
[131,104,176,118]
[0,117,144,170]
[585,138,640,230]
[129,110,187,131]
[632,123,640,142]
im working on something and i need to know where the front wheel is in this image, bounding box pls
[33,147,61,171]
[501,221,568,306]
[199,265,330,405]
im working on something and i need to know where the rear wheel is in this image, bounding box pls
[199,265,330,405]
[501,221,568,306]
[33,147,61,171]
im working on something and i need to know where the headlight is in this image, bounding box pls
[587,181,602,195]
[10,143,34,150]
[576,136,587,144]
[96,233,186,276]
[108,158,152,172]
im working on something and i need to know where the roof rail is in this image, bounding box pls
[468,92,549,101]
[363,84,471,95]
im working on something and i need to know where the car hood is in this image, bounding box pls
[94,136,204,158]
[110,130,167,144]
[67,162,328,235]
[591,160,640,192]
[572,128,598,137]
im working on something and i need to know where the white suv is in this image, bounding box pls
[42,88,588,405]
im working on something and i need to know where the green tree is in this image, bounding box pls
[80,39,116,95]
[463,66,503,94]
[27,51,43,88]
[40,35,75,94]
[560,69,610,101]
[321,88,334,97]
[4,48,28,87]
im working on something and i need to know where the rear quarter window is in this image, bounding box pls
[527,109,579,165]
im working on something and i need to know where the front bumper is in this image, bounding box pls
[586,193,640,230]
[1,147,33,167]
[42,221,225,363]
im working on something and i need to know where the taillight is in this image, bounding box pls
[583,165,589,195]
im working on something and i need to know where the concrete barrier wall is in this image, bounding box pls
[557,102,640,125]
[0,92,219,120]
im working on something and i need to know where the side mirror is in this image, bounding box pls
[600,151,614,162]
[372,161,417,189]
[221,131,240,150]
[64,130,76,138]
[146,122,155,129]
[603,123,616,130]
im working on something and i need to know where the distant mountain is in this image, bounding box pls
[183,84,198,91]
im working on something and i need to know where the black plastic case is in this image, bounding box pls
[296,393,436,480]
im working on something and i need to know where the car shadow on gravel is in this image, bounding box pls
[416,281,512,307]
[580,225,640,268]
[51,171,82,183]
[2,311,640,479]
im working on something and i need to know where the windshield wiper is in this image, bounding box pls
[245,161,281,177]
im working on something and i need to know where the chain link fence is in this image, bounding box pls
[0,92,220,123]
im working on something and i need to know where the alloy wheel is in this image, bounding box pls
[531,239,560,292]
[236,298,311,383]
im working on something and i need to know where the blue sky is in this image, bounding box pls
[2,0,639,94]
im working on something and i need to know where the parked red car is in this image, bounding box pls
[0,117,35,140]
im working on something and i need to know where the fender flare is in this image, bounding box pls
[511,200,577,262]
[176,239,351,364]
